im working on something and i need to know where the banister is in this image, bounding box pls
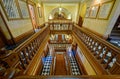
[73,24,120,74]
[0,25,50,77]
[74,24,120,53]
[1,21,120,78]
[13,26,48,52]
[15,75,120,79]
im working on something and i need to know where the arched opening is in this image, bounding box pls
[48,7,72,20]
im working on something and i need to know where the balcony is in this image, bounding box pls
[0,22,120,79]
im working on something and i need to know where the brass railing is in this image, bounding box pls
[73,24,120,75]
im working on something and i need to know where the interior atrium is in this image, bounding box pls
[0,0,120,79]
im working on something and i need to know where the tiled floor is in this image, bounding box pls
[69,56,81,75]
[41,56,53,75]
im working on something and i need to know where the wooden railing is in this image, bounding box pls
[0,26,50,77]
[49,40,72,44]
[73,24,120,75]
[15,75,120,79]
[1,21,120,79]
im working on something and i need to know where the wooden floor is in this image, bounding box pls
[55,53,67,75]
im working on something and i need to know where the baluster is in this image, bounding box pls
[29,44,34,57]
[18,52,27,69]
[97,46,107,59]
[87,38,92,48]
[36,39,39,48]
[93,43,101,56]
[96,44,104,58]
[101,51,112,65]
[27,46,33,59]
[30,42,35,55]
[109,55,120,74]
[92,42,98,52]
[33,40,37,53]
[107,56,116,69]
[18,55,26,69]
[88,38,93,50]
[86,36,90,46]
[84,35,88,44]
[104,53,116,69]
[22,49,29,64]
[25,47,31,60]
[90,40,96,52]
[20,51,28,65]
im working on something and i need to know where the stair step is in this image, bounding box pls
[110,33,120,36]
[110,36,120,40]
[111,30,120,33]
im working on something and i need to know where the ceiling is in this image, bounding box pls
[39,0,85,3]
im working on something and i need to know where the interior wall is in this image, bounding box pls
[82,0,119,37]
[79,2,87,19]
[36,3,45,26]
[0,15,11,40]
[0,5,33,39]
[43,3,79,22]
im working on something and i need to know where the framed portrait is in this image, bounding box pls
[85,7,90,18]
[97,0,115,19]
[38,7,42,18]
[1,0,20,20]
[89,5,99,18]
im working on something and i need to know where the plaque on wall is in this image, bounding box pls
[1,0,20,19]
[89,5,99,18]
[18,0,30,18]
[97,0,115,19]
[85,7,90,18]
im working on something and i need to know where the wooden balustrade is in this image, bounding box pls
[14,26,50,73]
[0,26,50,77]
[1,21,120,78]
[49,21,73,34]
[73,24,120,74]
[49,40,72,44]
[15,75,120,79]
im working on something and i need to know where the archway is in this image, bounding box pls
[48,7,72,20]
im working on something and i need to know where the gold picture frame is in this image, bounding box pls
[89,5,99,18]
[0,0,21,20]
[85,7,90,18]
[38,7,42,18]
[97,0,115,20]
[18,0,30,19]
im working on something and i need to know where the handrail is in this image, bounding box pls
[73,24,120,74]
[15,75,120,79]
[74,24,120,53]
[0,26,50,76]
